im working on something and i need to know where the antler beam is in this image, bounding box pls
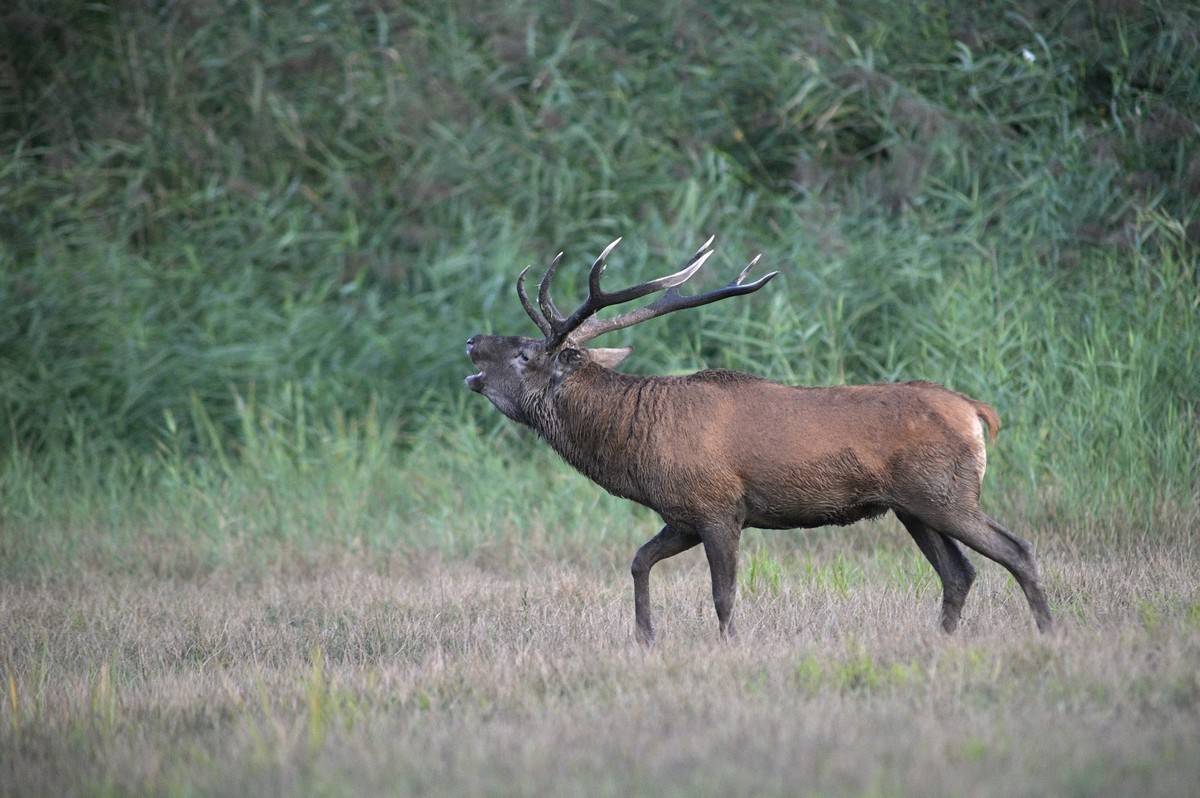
[517,237,778,351]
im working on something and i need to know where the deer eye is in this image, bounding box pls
[515,351,530,364]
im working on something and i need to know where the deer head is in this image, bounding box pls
[465,236,777,425]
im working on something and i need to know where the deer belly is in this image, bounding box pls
[739,448,890,530]
[746,501,890,530]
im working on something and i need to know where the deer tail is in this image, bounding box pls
[972,401,1001,442]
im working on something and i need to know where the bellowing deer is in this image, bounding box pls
[465,237,1053,642]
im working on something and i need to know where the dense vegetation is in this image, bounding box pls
[1,3,1195,420]
[3,0,1198,565]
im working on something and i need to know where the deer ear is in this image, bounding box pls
[587,347,633,369]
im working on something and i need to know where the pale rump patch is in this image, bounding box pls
[974,416,988,484]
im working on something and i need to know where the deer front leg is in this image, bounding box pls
[700,523,742,639]
[631,525,701,644]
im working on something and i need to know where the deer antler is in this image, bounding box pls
[518,237,778,351]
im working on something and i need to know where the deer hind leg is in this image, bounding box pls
[896,511,976,633]
[631,525,701,645]
[919,507,1054,633]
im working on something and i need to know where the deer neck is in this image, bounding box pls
[535,365,657,502]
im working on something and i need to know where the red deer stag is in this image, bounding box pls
[465,236,1053,642]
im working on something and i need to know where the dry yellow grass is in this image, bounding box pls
[3,517,1199,797]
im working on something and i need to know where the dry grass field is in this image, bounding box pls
[4,507,1198,798]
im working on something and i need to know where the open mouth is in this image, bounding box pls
[465,338,489,391]
[465,338,485,391]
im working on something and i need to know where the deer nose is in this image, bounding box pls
[466,336,478,354]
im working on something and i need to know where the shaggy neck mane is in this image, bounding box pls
[538,364,658,500]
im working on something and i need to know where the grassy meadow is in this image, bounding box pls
[2,1,1199,795]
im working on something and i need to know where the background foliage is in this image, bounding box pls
[1,0,1198,560]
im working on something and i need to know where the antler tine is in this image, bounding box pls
[537,252,566,326]
[734,254,763,284]
[585,236,625,299]
[516,265,552,336]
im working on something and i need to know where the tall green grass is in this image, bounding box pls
[1,0,1197,573]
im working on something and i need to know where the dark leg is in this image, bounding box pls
[897,511,976,633]
[631,525,701,644]
[982,514,1054,633]
[921,508,1053,633]
[699,524,742,639]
